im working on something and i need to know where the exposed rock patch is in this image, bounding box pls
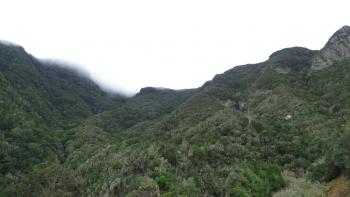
[312,26,350,70]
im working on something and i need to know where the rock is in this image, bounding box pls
[268,47,316,74]
[285,114,292,120]
[136,87,165,96]
[274,67,291,74]
[311,26,350,70]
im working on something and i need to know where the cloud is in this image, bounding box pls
[1,0,349,94]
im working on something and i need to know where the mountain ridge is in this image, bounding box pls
[312,25,350,70]
[1,26,350,196]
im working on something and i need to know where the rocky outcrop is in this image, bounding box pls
[311,26,350,70]
[268,47,315,74]
[135,87,172,96]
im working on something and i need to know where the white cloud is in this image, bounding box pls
[1,0,349,94]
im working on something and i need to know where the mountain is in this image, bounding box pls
[1,26,350,196]
[0,43,123,126]
[0,42,128,185]
[312,25,350,70]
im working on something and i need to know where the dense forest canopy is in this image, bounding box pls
[1,26,350,196]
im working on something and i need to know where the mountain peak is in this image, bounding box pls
[311,25,350,70]
[325,25,350,46]
[267,47,315,74]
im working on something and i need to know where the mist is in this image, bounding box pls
[38,58,132,96]
[1,0,349,94]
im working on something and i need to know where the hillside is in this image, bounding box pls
[1,26,350,196]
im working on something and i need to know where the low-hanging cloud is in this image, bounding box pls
[1,0,349,94]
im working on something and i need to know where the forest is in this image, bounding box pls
[0,26,350,196]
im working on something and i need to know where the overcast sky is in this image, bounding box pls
[1,0,349,95]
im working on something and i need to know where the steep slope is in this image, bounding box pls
[1,26,350,197]
[0,43,122,127]
[87,87,195,134]
[59,28,350,196]
[0,42,195,196]
[0,42,126,195]
[312,25,350,70]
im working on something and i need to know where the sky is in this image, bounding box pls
[0,0,350,95]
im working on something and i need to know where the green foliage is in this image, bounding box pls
[1,37,350,197]
[312,121,350,181]
[333,123,350,175]
[230,186,250,197]
[175,178,199,197]
[156,172,177,191]
[0,163,81,197]
[310,160,340,182]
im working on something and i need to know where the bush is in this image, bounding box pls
[310,161,341,182]
[230,186,250,197]
[175,178,199,197]
[156,172,176,192]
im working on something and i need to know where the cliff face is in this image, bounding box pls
[312,26,350,70]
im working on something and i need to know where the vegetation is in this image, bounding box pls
[1,28,350,196]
